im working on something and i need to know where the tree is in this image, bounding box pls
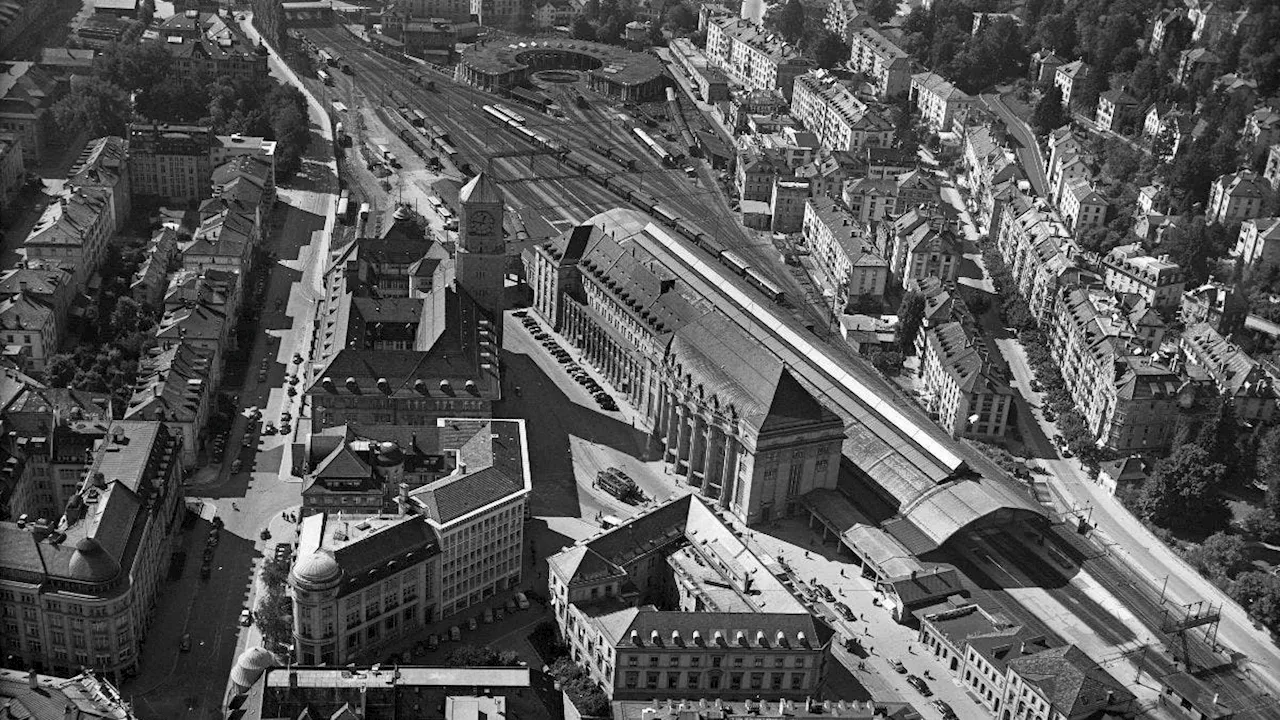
[1195,397,1239,475]
[773,0,806,45]
[865,0,897,23]
[53,82,131,138]
[1137,444,1231,533]
[895,292,925,355]
[446,645,503,666]
[255,588,293,650]
[572,15,597,40]
[1239,507,1280,543]
[869,350,905,377]
[1260,425,1280,518]
[813,32,849,69]
[1031,85,1069,136]
[664,2,697,31]
[1183,531,1251,583]
[1231,571,1280,633]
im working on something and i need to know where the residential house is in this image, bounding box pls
[0,62,59,166]
[154,301,229,384]
[66,136,131,233]
[1181,322,1277,424]
[705,17,814,98]
[848,27,912,99]
[1265,143,1280,191]
[823,0,870,41]
[1101,243,1185,312]
[1094,89,1139,133]
[532,1,574,29]
[842,177,898,223]
[1243,106,1280,149]
[1234,216,1280,277]
[0,293,56,370]
[910,72,973,133]
[771,178,810,233]
[1176,47,1220,86]
[1180,281,1246,334]
[963,125,1022,228]
[128,122,214,202]
[1054,60,1089,108]
[1030,48,1063,84]
[802,196,887,312]
[1097,456,1149,496]
[182,203,259,274]
[1148,8,1187,55]
[1059,178,1107,237]
[736,150,786,202]
[887,205,962,288]
[1207,169,1271,225]
[0,263,75,349]
[0,134,21,217]
[148,10,267,82]
[132,228,180,307]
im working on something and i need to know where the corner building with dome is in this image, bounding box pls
[0,421,184,680]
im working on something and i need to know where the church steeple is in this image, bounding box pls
[456,172,506,322]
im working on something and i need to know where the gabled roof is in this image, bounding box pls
[410,419,529,525]
[1007,645,1135,717]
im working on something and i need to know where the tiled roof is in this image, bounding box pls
[409,419,527,525]
[1008,645,1134,717]
[23,188,111,248]
[125,343,213,423]
[911,72,970,102]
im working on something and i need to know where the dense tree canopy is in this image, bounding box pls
[813,32,850,69]
[1138,445,1231,533]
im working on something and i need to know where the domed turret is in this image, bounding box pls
[290,549,342,590]
[229,646,279,692]
[67,537,121,584]
[374,441,403,466]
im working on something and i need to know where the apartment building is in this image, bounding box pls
[963,125,1022,228]
[0,669,136,720]
[1265,143,1280,191]
[0,62,58,166]
[771,178,810,233]
[921,322,1014,438]
[705,17,813,98]
[22,187,114,289]
[842,177,898,223]
[149,10,267,82]
[1181,323,1277,424]
[789,71,894,152]
[397,0,471,21]
[548,494,834,700]
[471,0,522,26]
[1180,280,1247,334]
[823,0,870,41]
[0,293,57,371]
[127,123,215,202]
[1176,48,1220,86]
[1101,243,1185,311]
[529,213,847,525]
[0,133,21,216]
[886,205,962,288]
[1235,216,1280,276]
[848,28,911,98]
[288,417,529,664]
[1208,169,1272,225]
[1053,60,1089,108]
[910,72,973,132]
[67,136,131,233]
[802,196,887,311]
[1051,288,1183,453]
[123,343,214,468]
[0,422,183,678]
[1059,178,1108,236]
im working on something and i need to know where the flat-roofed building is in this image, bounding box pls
[548,494,835,700]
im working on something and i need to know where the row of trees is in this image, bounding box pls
[53,35,312,177]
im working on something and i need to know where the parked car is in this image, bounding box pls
[890,659,907,674]
[905,674,932,696]
[239,609,253,627]
[929,700,957,720]
[468,616,478,631]
[516,592,530,610]
[483,608,494,624]
[495,608,505,621]
[180,633,192,652]
[427,634,439,650]
[505,598,518,613]
[231,459,242,473]
[200,562,212,579]
[450,625,461,642]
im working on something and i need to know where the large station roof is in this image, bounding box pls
[458,38,666,87]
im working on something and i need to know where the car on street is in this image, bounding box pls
[180,633,192,652]
[450,626,461,642]
[239,609,253,627]
[516,592,530,610]
[905,674,932,696]
[837,603,855,621]
[468,616,478,630]
[427,634,439,650]
[495,608,505,621]
[891,659,906,674]
[929,700,957,720]
[513,310,527,317]
[483,608,493,624]
[505,598,518,613]
[264,422,277,435]
[231,459,242,473]
[200,562,212,579]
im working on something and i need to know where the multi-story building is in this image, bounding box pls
[1148,8,1186,55]
[123,343,214,468]
[0,62,58,166]
[670,38,731,103]
[1030,48,1064,83]
[1176,47,1220,86]
[1180,280,1246,334]
[1242,106,1280,148]
[148,11,267,82]
[789,71,894,152]
[802,196,887,312]
[823,0,870,41]
[22,187,114,289]
[841,177,897,223]
[910,72,973,132]
[920,322,1014,438]
[0,668,137,720]
[962,125,1022,228]
[288,417,530,664]
[735,150,786,202]
[705,17,813,98]
[0,422,183,679]
[1235,216,1280,276]
[1264,143,1280,191]
[770,178,810,233]
[1181,323,1277,425]
[471,0,521,26]
[0,292,57,371]
[0,263,76,346]
[0,133,24,217]
[307,175,506,430]
[1000,646,1136,720]
[67,137,130,233]
[886,205,962,288]
[127,123,215,202]
[548,494,835,700]
[848,28,911,98]
[1051,288,1184,453]
[1059,178,1107,236]
[1208,169,1271,225]
[1101,243,1185,311]
[398,0,471,22]
[0,0,56,57]
[1053,60,1089,108]
[1094,89,1139,133]
[155,299,228,380]
[528,210,847,524]
[131,228,180,306]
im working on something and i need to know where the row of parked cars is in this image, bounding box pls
[391,592,533,663]
[517,311,618,412]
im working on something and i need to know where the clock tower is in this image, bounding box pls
[457,171,507,325]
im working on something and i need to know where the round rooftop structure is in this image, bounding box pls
[67,537,121,584]
[456,38,667,102]
[291,549,342,590]
[229,646,279,691]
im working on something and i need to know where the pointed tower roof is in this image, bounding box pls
[459,171,503,205]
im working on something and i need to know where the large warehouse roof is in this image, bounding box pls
[458,38,666,87]
[591,209,1046,550]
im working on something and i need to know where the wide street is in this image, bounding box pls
[120,22,338,719]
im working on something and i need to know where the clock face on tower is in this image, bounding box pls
[468,210,496,237]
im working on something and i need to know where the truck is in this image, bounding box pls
[376,144,399,168]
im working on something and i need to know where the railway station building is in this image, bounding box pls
[455,39,667,101]
[529,212,846,525]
